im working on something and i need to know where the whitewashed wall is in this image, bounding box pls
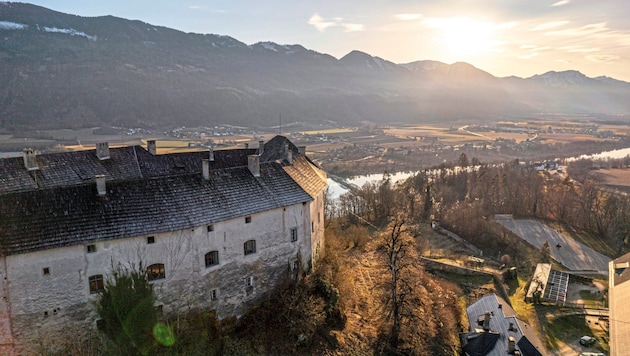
[2,200,317,353]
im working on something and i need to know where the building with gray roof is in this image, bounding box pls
[0,136,327,354]
[462,294,546,356]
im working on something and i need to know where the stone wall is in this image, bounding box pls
[3,201,318,353]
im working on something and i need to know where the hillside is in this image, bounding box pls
[1,2,630,131]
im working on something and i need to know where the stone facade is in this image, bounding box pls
[0,135,327,354]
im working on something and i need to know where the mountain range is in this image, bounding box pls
[1,2,630,131]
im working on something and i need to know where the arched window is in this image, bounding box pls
[244,240,256,255]
[89,274,104,293]
[205,250,219,267]
[147,263,165,281]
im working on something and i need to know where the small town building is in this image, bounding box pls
[609,253,630,356]
[461,294,545,356]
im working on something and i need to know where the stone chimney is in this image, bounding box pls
[147,140,157,155]
[482,311,491,331]
[22,148,39,171]
[298,146,306,155]
[287,148,293,164]
[202,159,210,180]
[209,147,215,161]
[507,336,516,353]
[95,174,106,196]
[258,139,264,155]
[286,144,293,164]
[248,155,260,177]
[96,142,110,160]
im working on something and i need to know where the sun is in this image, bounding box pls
[425,17,505,62]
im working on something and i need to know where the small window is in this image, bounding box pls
[211,289,218,300]
[207,224,214,232]
[318,212,321,223]
[293,261,299,271]
[86,244,97,253]
[147,236,155,244]
[246,276,254,288]
[89,275,104,293]
[244,240,256,255]
[311,222,314,233]
[43,267,50,275]
[147,263,165,281]
[290,228,298,242]
[245,216,252,224]
[205,251,219,267]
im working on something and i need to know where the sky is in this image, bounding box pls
[18,0,630,81]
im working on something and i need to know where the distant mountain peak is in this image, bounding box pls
[340,50,400,72]
[529,70,590,87]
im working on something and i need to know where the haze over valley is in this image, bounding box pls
[2,2,630,134]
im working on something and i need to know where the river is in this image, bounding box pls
[328,146,630,199]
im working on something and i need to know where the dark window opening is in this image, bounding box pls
[207,224,214,232]
[87,244,96,253]
[244,240,256,255]
[89,274,104,293]
[245,216,252,224]
[43,267,50,275]
[205,250,219,267]
[147,236,155,244]
[147,263,165,281]
[290,228,298,242]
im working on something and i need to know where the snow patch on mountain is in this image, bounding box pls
[260,41,278,52]
[42,26,96,41]
[0,21,27,30]
[530,70,589,87]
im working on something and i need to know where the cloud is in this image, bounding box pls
[558,45,599,53]
[530,21,569,31]
[545,22,609,36]
[395,14,422,21]
[308,14,335,32]
[586,54,620,62]
[518,52,539,59]
[343,23,364,32]
[551,0,570,6]
[308,13,364,33]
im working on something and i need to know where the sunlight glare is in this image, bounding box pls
[424,17,505,61]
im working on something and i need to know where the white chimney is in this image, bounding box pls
[202,159,210,180]
[507,336,516,353]
[95,174,106,196]
[258,139,264,155]
[298,146,306,155]
[96,142,110,160]
[147,140,157,155]
[248,155,260,177]
[285,144,292,164]
[209,147,215,161]
[22,148,39,171]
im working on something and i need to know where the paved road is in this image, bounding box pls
[496,218,610,275]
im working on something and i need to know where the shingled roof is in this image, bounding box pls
[462,294,545,356]
[0,136,327,255]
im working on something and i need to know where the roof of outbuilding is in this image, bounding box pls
[463,294,545,356]
[0,136,327,255]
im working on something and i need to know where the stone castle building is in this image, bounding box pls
[0,135,327,354]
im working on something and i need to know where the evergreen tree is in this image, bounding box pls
[97,265,159,355]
